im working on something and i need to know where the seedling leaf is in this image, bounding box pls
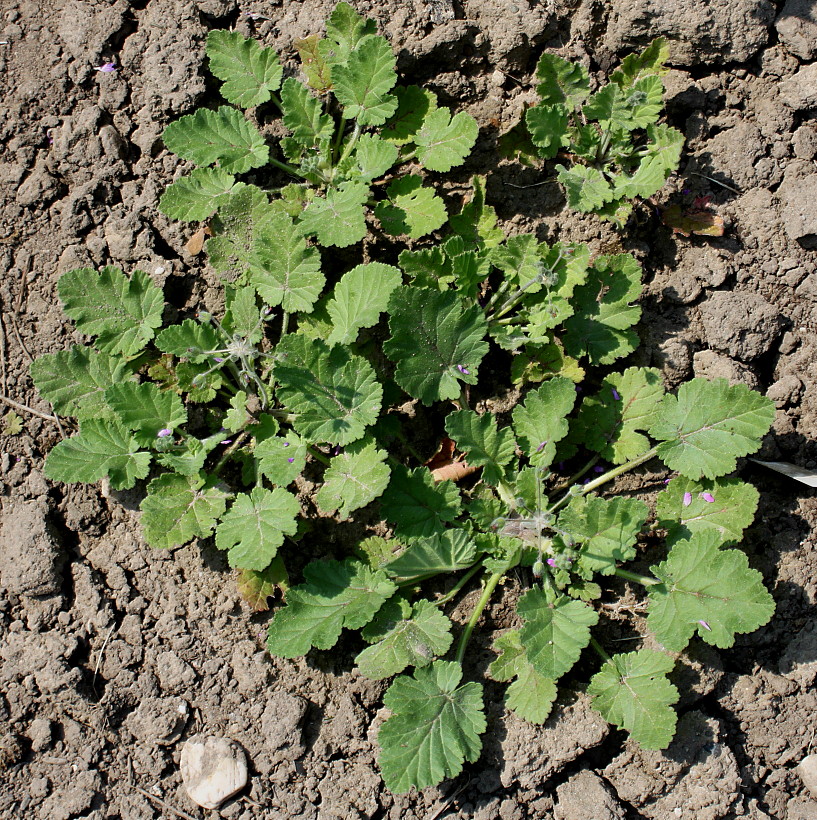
[159,167,239,221]
[255,431,308,486]
[518,590,599,680]
[161,106,269,173]
[385,529,477,582]
[332,34,397,125]
[206,30,282,108]
[382,85,438,144]
[106,381,187,444]
[588,649,678,750]
[649,378,775,479]
[326,262,402,346]
[58,267,164,357]
[647,530,776,652]
[44,418,151,490]
[379,660,485,793]
[300,181,368,247]
[534,52,590,108]
[356,598,453,679]
[266,557,397,657]
[215,486,300,570]
[280,76,334,146]
[375,175,447,239]
[556,164,615,213]
[155,319,221,364]
[385,287,489,405]
[316,437,391,518]
[444,409,516,486]
[511,377,576,467]
[141,472,230,549]
[414,107,478,172]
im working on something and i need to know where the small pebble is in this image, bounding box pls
[180,735,247,810]
[797,754,817,799]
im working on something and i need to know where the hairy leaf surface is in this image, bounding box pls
[511,377,576,467]
[375,175,447,239]
[385,529,476,582]
[414,108,478,172]
[332,34,397,125]
[159,167,239,221]
[316,438,391,518]
[299,182,368,247]
[206,30,282,107]
[444,409,516,486]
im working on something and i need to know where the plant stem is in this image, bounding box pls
[337,121,362,167]
[435,564,482,607]
[212,429,251,476]
[547,446,659,515]
[332,115,348,162]
[268,156,309,179]
[562,453,600,489]
[280,311,290,339]
[307,445,331,466]
[454,570,504,665]
[614,567,661,587]
[589,636,612,664]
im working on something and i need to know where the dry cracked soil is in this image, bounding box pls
[1,0,817,818]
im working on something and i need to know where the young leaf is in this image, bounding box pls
[280,76,334,146]
[448,175,504,251]
[255,430,307,486]
[562,254,642,365]
[105,381,187,444]
[141,472,230,550]
[223,285,263,342]
[356,535,398,569]
[332,34,398,126]
[237,556,289,611]
[266,557,397,657]
[489,233,546,291]
[274,334,382,446]
[289,34,330,93]
[490,629,557,724]
[610,38,670,88]
[656,476,760,547]
[250,212,325,313]
[316,437,391,518]
[58,267,164,357]
[444,409,516,486]
[215,487,300,570]
[525,103,568,159]
[613,124,684,201]
[356,598,453,679]
[326,262,402,346]
[385,529,476,582]
[380,465,462,541]
[384,287,489,405]
[646,530,776,652]
[558,494,649,576]
[155,319,221,364]
[511,377,576,467]
[534,52,590,108]
[378,660,485,793]
[382,85,438,144]
[649,378,775,480]
[323,2,377,66]
[398,246,454,290]
[161,106,269,173]
[583,77,663,132]
[352,133,399,182]
[571,367,665,464]
[375,175,447,239]
[587,649,679,750]
[299,181,368,247]
[518,590,599,680]
[206,30,282,108]
[44,418,151,490]
[30,345,130,420]
[556,164,615,213]
[158,167,239,221]
[414,107,478,172]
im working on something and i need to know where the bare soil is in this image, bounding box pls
[1,0,817,818]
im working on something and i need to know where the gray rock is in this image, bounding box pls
[554,771,626,820]
[777,172,817,248]
[698,291,783,360]
[0,499,63,597]
[180,735,248,810]
[776,0,817,60]
[797,756,817,799]
[779,63,817,110]
[604,0,775,65]
[787,797,817,820]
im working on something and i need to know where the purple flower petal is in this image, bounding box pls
[287,457,295,463]
[593,465,604,473]
[213,357,224,363]
[701,492,715,503]
[683,492,692,507]
[283,442,290,448]
[698,619,711,631]
[456,364,470,375]
[546,558,557,567]
[536,441,547,453]
[222,439,232,445]
[663,478,671,484]
[95,62,117,72]
[611,388,621,401]
[157,428,172,438]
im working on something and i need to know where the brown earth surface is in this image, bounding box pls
[1,0,817,818]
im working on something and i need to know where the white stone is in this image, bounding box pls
[797,754,817,800]
[180,735,247,809]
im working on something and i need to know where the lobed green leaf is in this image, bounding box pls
[206,30,282,108]
[316,437,391,518]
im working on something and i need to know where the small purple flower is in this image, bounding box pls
[698,620,711,631]
[611,388,621,401]
[223,439,232,445]
[683,491,692,507]
[287,457,295,463]
[663,478,671,484]
[546,558,557,567]
[701,492,715,503]
[456,364,470,375]
[213,357,224,363]
[593,465,604,474]
[95,61,117,72]
[583,478,592,484]
[536,441,547,453]
[157,428,173,438]
[683,188,691,195]
[283,442,290,448]
[263,306,272,316]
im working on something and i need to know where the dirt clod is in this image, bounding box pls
[180,735,248,810]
